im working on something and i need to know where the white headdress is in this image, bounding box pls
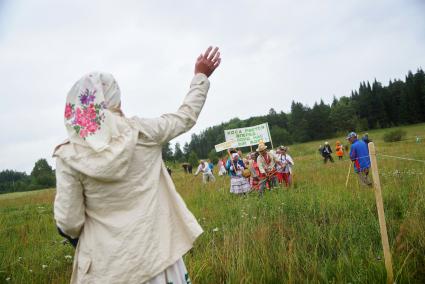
[64,72,122,152]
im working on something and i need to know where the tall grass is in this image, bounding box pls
[1,123,424,283]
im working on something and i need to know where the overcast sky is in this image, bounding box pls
[1,0,424,173]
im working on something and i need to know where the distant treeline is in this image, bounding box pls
[0,159,55,194]
[162,69,425,162]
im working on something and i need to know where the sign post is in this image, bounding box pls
[266,123,274,149]
[368,142,394,284]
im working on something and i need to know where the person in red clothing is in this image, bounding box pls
[249,152,261,190]
[256,142,277,196]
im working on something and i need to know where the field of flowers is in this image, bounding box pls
[1,124,424,283]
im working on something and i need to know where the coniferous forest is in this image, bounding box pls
[2,69,424,193]
[163,69,425,161]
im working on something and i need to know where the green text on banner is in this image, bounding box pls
[224,123,271,148]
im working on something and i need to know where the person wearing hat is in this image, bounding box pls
[194,160,216,184]
[256,142,278,194]
[346,132,372,186]
[275,146,294,187]
[226,152,251,195]
[321,141,334,163]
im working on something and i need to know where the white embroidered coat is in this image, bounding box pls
[53,74,209,284]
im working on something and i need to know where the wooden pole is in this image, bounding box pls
[345,162,351,188]
[266,123,274,149]
[368,142,393,284]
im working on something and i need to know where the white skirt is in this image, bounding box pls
[145,258,191,284]
[230,176,251,194]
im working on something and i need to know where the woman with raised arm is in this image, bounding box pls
[53,47,221,284]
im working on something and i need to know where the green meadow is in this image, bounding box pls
[1,124,424,283]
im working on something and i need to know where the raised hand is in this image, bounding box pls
[194,46,221,77]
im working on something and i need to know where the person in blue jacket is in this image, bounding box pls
[346,132,372,186]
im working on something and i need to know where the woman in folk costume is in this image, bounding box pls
[335,140,344,160]
[249,152,261,190]
[53,46,221,284]
[277,146,294,186]
[226,153,251,195]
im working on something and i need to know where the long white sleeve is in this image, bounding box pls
[133,73,210,145]
[54,158,85,239]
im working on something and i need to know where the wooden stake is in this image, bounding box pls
[345,162,351,188]
[266,123,274,149]
[368,142,393,284]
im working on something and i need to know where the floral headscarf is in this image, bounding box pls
[64,72,122,152]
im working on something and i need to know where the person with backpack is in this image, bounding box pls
[347,132,372,187]
[321,141,334,163]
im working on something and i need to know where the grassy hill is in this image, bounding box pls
[1,123,424,283]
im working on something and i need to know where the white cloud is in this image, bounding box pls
[0,0,424,172]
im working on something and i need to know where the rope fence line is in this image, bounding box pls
[377,154,425,164]
[348,154,425,164]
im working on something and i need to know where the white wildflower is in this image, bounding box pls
[42,264,48,269]
[64,255,72,260]
[6,277,11,281]
[29,269,33,273]
[212,227,219,232]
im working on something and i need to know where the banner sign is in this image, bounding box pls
[224,123,271,147]
[214,139,239,152]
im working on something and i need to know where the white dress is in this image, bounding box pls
[229,161,251,194]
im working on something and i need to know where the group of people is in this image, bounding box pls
[197,142,294,197]
[319,133,371,164]
[319,140,345,163]
[318,132,373,187]
[193,129,374,193]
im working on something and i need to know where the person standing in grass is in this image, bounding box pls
[53,46,221,284]
[335,140,344,160]
[226,152,251,195]
[276,146,294,187]
[346,131,372,187]
[194,160,216,184]
[256,142,278,194]
[249,152,261,190]
[321,141,334,163]
[217,158,227,176]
